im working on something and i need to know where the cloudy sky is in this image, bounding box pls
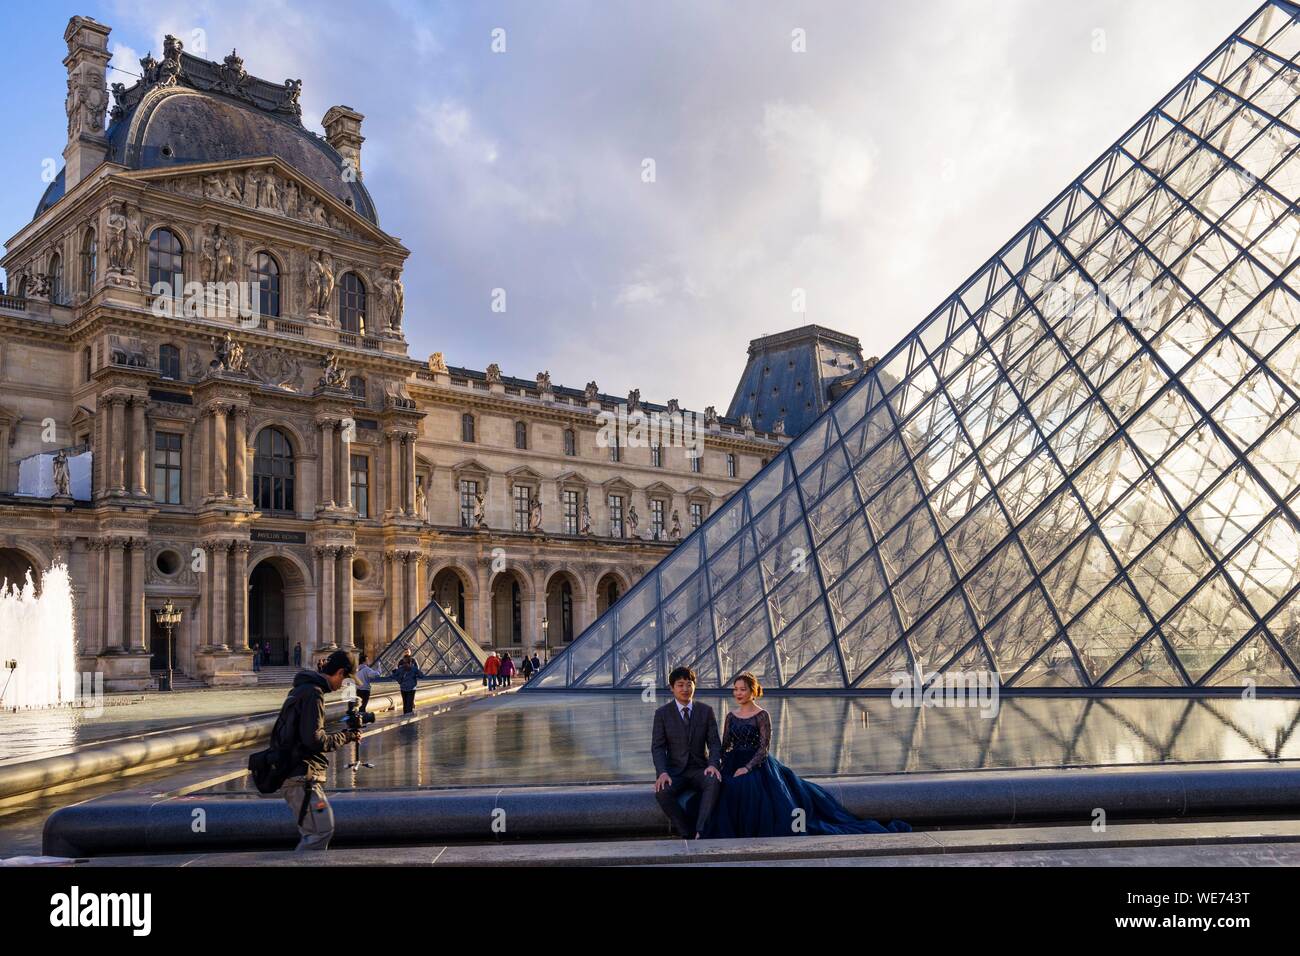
[0,0,1261,410]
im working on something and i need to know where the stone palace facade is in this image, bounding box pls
[0,18,828,689]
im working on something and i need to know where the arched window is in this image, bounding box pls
[80,229,96,294]
[253,427,295,513]
[48,253,63,305]
[461,413,476,443]
[159,344,181,380]
[515,421,528,450]
[148,228,184,295]
[251,251,280,318]
[349,375,366,400]
[338,272,366,333]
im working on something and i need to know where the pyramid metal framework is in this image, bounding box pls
[375,600,489,679]
[531,1,1300,693]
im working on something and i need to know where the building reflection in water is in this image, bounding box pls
[214,693,1300,793]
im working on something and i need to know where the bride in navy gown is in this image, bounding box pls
[703,672,911,839]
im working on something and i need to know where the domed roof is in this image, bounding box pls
[36,42,376,224]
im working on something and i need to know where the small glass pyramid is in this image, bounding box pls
[374,600,489,678]
[530,1,1300,692]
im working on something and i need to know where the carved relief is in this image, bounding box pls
[245,347,303,390]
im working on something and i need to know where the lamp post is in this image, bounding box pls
[154,599,182,692]
[541,615,549,650]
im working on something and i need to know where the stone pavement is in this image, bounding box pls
[46,817,1300,867]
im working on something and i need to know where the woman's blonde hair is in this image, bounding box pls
[734,671,763,699]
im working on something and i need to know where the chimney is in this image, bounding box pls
[322,105,365,180]
[62,16,112,192]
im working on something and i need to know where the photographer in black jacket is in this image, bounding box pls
[273,649,361,851]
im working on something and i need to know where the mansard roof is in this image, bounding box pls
[36,43,376,224]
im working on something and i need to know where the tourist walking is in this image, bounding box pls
[500,652,515,688]
[521,654,533,681]
[484,651,500,690]
[252,642,262,672]
[530,652,541,676]
[393,651,423,714]
[293,642,302,667]
[355,652,381,714]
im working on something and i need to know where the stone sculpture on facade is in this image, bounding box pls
[627,389,642,413]
[52,449,71,498]
[416,482,428,523]
[580,495,593,535]
[667,398,681,416]
[670,510,682,540]
[772,417,786,436]
[536,370,552,392]
[65,70,106,138]
[428,352,448,374]
[584,381,599,402]
[485,363,502,385]
[210,331,248,374]
[472,491,488,530]
[378,267,404,332]
[529,495,543,533]
[740,413,754,430]
[318,351,347,389]
[704,405,719,428]
[106,203,141,276]
[627,505,640,538]
[307,250,335,319]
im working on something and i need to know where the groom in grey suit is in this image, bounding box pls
[652,665,723,838]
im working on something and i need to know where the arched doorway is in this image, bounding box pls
[490,570,527,648]
[596,572,624,617]
[0,548,38,593]
[545,571,579,647]
[249,561,287,665]
[430,567,468,630]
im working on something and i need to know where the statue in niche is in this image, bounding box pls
[416,481,428,522]
[307,250,335,316]
[627,505,640,538]
[528,495,543,533]
[106,203,141,275]
[213,226,236,284]
[580,496,593,535]
[318,351,347,389]
[584,381,599,402]
[378,267,404,331]
[52,449,71,498]
[670,510,682,540]
[200,231,216,282]
[473,491,487,530]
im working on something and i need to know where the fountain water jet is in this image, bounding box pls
[0,562,78,709]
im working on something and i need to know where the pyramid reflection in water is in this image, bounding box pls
[532,1,1300,692]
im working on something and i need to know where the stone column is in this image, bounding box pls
[386,431,402,516]
[318,420,335,507]
[404,551,418,623]
[94,395,110,497]
[110,396,126,494]
[338,546,355,650]
[105,537,124,650]
[405,433,418,515]
[211,404,229,498]
[231,541,250,650]
[317,546,336,649]
[231,407,248,501]
[210,540,229,650]
[337,424,353,511]
[130,397,148,496]
[128,536,147,651]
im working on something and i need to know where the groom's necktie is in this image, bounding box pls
[681,705,691,725]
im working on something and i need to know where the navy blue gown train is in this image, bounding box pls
[703,709,911,838]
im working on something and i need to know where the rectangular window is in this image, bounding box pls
[515,421,528,449]
[514,484,531,532]
[650,499,665,538]
[564,429,576,456]
[727,453,737,478]
[650,442,661,468]
[608,494,624,538]
[461,413,475,443]
[691,453,702,474]
[609,438,621,463]
[690,502,705,530]
[562,489,579,535]
[459,479,478,527]
[351,454,369,518]
[153,432,182,504]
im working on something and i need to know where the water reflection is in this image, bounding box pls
[212,693,1300,792]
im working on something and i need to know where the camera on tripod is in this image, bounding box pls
[343,699,375,731]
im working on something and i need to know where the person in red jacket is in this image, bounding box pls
[484,651,500,690]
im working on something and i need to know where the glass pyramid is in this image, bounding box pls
[530,0,1300,693]
[374,600,489,679]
